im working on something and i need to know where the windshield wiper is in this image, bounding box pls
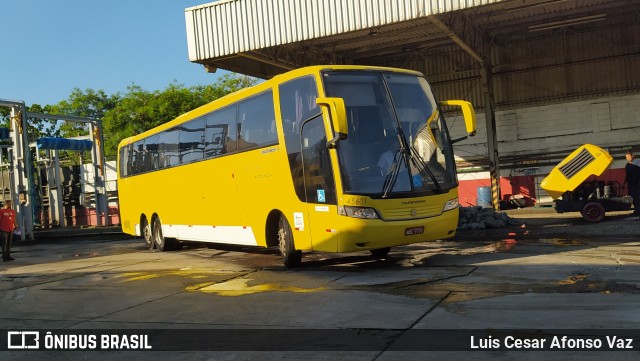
[381,136,443,197]
[381,148,404,198]
[409,146,442,193]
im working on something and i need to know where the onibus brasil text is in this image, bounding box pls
[8,331,152,350]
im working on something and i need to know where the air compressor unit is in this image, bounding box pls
[540,144,632,222]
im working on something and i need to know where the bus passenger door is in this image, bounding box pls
[300,116,339,252]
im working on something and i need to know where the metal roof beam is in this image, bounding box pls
[429,15,485,64]
[344,33,451,57]
[350,37,453,61]
[317,21,435,52]
[0,99,25,108]
[237,52,296,72]
[26,112,97,124]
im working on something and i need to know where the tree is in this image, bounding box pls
[4,73,258,160]
[50,88,119,138]
[102,73,258,159]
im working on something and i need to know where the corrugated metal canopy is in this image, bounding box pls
[186,0,500,65]
[185,0,636,81]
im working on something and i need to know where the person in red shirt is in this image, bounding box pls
[1,199,18,262]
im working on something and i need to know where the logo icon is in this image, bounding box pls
[410,209,417,217]
[8,331,40,349]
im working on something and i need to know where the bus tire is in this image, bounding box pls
[152,218,171,252]
[581,202,605,223]
[370,247,391,259]
[141,217,153,250]
[278,215,301,268]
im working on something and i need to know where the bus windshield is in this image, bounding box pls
[323,71,456,198]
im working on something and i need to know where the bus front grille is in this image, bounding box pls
[379,204,443,221]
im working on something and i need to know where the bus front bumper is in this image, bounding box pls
[316,208,459,253]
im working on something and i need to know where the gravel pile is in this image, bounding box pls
[458,206,521,230]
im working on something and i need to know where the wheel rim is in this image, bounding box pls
[278,215,301,267]
[154,220,164,248]
[142,220,151,245]
[583,203,604,222]
[278,218,288,257]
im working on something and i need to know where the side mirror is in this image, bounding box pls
[440,100,477,137]
[317,97,348,147]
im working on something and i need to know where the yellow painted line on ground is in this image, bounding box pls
[120,268,227,282]
[186,278,325,296]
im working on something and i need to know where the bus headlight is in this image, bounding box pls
[338,206,379,219]
[443,198,459,212]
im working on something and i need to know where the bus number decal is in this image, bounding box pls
[260,147,277,154]
[346,197,367,206]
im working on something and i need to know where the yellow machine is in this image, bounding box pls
[540,144,631,222]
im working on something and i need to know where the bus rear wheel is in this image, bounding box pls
[141,218,153,250]
[278,215,301,268]
[152,218,173,252]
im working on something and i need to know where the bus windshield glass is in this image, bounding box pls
[323,71,456,198]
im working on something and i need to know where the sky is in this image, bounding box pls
[0,0,225,107]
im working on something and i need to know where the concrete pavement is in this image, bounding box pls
[0,208,639,360]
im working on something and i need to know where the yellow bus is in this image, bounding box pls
[117,65,476,267]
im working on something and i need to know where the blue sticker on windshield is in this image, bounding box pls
[317,189,326,203]
[412,175,423,187]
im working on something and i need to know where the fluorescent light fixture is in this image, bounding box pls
[528,14,606,32]
[507,0,569,12]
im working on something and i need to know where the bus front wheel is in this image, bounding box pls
[278,215,302,268]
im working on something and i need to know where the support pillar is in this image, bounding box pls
[9,106,34,240]
[53,150,65,227]
[429,16,501,210]
[89,122,108,225]
[482,67,501,210]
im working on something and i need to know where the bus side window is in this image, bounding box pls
[159,127,180,168]
[180,117,205,164]
[144,134,159,172]
[237,90,276,151]
[205,105,236,157]
[133,141,145,174]
[120,144,132,177]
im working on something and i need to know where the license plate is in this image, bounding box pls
[405,226,424,236]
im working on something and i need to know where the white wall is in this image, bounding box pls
[81,160,118,205]
[450,93,640,161]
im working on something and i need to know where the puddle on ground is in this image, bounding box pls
[540,238,586,246]
[490,239,518,252]
[484,237,587,252]
[557,273,589,285]
[185,278,325,296]
[414,272,640,312]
